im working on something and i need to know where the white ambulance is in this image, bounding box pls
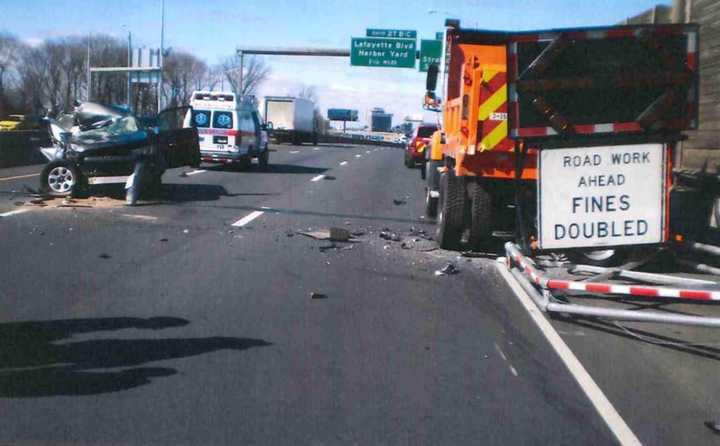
[184,91,269,169]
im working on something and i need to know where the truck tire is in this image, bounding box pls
[41,161,79,197]
[425,187,438,218]
[404,152,414,168]
[258,148,269,171]
[436,170,465,250]
[425,160,442,218]
[468,180,493,250]
[568,249,624,267]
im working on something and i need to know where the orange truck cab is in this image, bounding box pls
[423,20,699,264]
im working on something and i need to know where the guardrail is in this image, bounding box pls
[0,130,49,168]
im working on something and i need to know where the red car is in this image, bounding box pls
[404,124,437,168]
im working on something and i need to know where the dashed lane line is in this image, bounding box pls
[340,161,348,166]
[290,150,300,154]
[0,172,40,182]
[310,175,325,182]
[185,169,206,176]
[231,210,264,227]
[495,262,641,446]
[355,154,362,158]
[0,209,30,218]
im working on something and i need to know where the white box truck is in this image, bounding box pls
[264,96,317,145]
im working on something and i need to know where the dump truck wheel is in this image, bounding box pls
[436,171,464,250]
[425,187,438,218]
[468,181,493,250]
[41,161,78,197]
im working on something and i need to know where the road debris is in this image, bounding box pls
[324,175,336,180]
[393,198,407,205]
[435,263,459,276]
[310,292,328,300]
[98,253,111,259]
[705,421,720,435]
[298,227,353,242]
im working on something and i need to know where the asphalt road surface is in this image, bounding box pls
[0,143,718,445]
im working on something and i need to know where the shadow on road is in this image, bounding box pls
[0,316,271,398]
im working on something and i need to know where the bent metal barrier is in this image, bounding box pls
[503,242,720,328]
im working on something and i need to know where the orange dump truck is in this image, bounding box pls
[423,20,699,265]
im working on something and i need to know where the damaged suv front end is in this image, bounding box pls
[40,102,200,205]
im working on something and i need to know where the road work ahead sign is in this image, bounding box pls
[538,143,665,250]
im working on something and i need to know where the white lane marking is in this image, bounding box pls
[0,209,30,218]
[260,206,271,210]
[313,148,319,151]
[509,365,519,377]
[355,154,362,158]
[120,214,158,221]
[340,161,348,166]
[186,169,206,176]
[494,343,508,362]
[0,173,40,182]
[310,174,325,182]
[290,150,300,154]
[495,263,641,446]
[231,210,264,227]
[366,150,371,154]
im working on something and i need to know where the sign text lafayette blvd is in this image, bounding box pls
[350,38,416,68]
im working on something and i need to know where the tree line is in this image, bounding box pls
[0,32,270,117]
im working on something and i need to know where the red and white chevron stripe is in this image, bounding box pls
[505,243,720,302]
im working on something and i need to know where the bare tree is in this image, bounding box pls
[0,33,23,115]
[162,51,208,108]
[220,54,270,96]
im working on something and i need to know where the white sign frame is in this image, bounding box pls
[537,143,667,250]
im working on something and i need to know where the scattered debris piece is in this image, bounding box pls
[298,227,352,242]
[285,230,295,237]
[324,175,336,180]
[98,253,111,259]
[705,421,720,435]
[310,292,327,299]
[393,198,407,205]
[435,263,459,276]
[461,251,486,258]
[179,171,188,178]
[13,201,24,206]
[350,230,366,237]
[160,238,169,242]
[329,227,351,242]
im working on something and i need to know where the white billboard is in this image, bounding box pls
[538,143,666,250]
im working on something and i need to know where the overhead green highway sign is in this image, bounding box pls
[366,29,417,39]
[350,37,416,68]
[419,39,442,72]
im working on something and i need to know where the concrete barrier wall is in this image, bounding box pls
[0,131,49,168]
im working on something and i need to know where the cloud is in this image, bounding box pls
[22,37,44,47]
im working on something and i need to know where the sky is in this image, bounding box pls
[0,0,670,127]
